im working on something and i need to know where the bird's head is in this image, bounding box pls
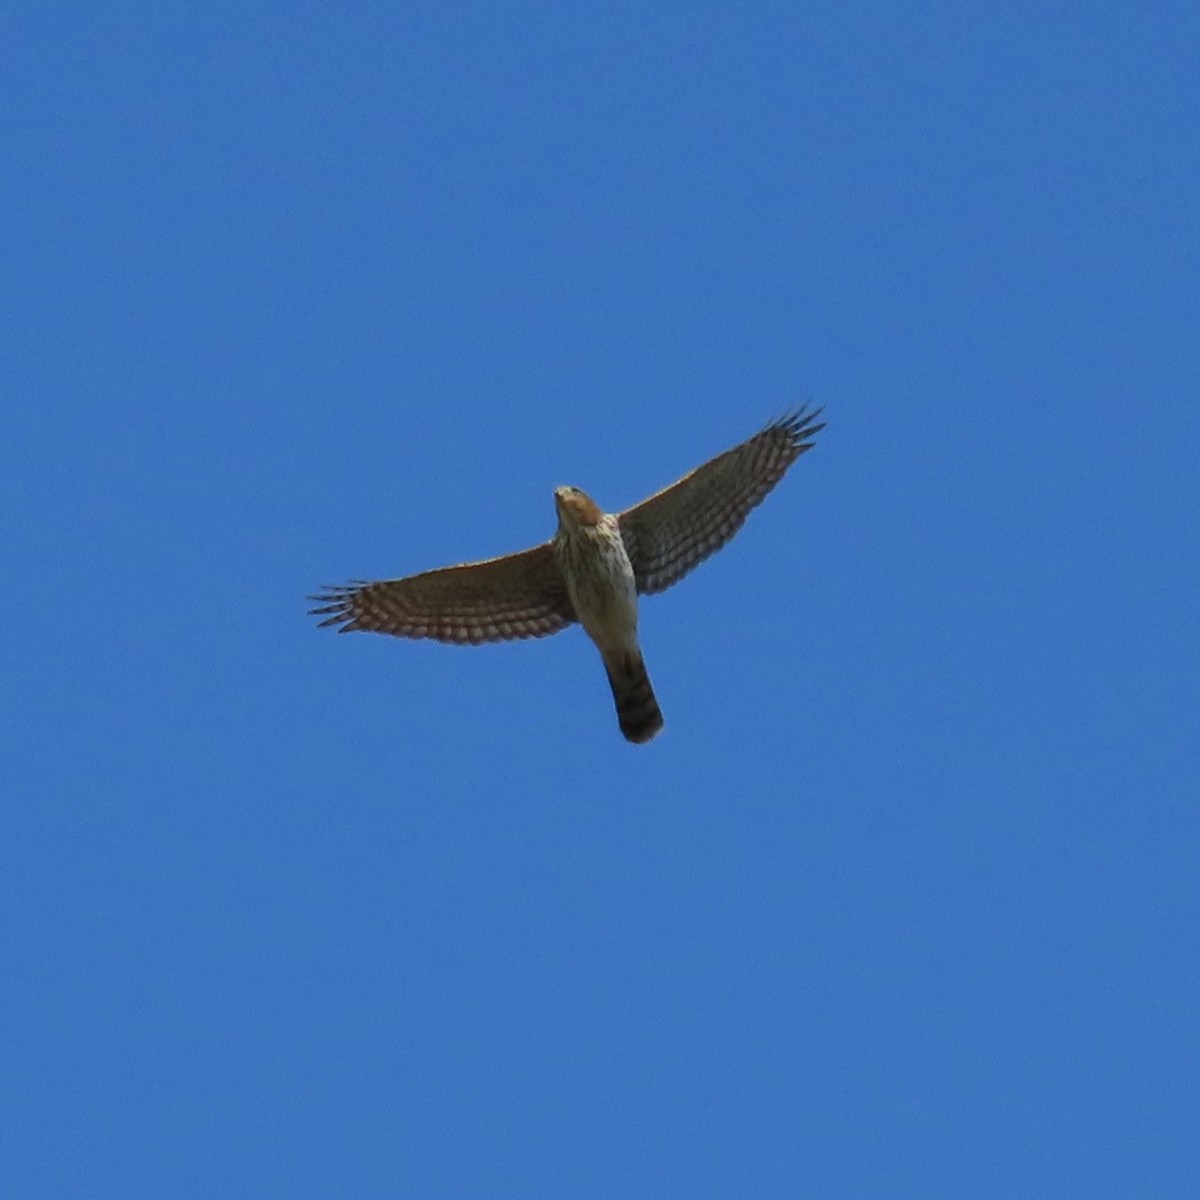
[554,486,603,528]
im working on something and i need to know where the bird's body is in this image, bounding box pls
[553,488,662,742]
[311,409,824,743]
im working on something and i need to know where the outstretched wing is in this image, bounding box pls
[310,542,576,644]
[617,408,825,595]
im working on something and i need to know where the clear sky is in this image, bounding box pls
[4,2,1198,1196]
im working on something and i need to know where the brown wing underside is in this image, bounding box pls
[617,407,825,595]
[309,541,576,644]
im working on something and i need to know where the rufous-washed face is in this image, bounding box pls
[554,486,603,527]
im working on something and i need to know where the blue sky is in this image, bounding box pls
[4,2,1198,1195]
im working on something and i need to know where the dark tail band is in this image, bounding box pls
[605,651,664,744]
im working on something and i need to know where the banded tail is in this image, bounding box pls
[604,649,664,744]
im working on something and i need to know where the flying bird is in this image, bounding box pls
[311,408,825,743]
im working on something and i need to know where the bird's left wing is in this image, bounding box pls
[618,408,825,595]
[310,542,576,644]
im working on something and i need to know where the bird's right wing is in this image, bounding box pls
[618,408,825,595]
[310,542,576,644]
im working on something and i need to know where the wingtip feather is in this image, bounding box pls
[768,405,826,451]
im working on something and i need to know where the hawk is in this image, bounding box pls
[311,409,825,743]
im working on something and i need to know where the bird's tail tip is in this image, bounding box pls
[606,650,665,744]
